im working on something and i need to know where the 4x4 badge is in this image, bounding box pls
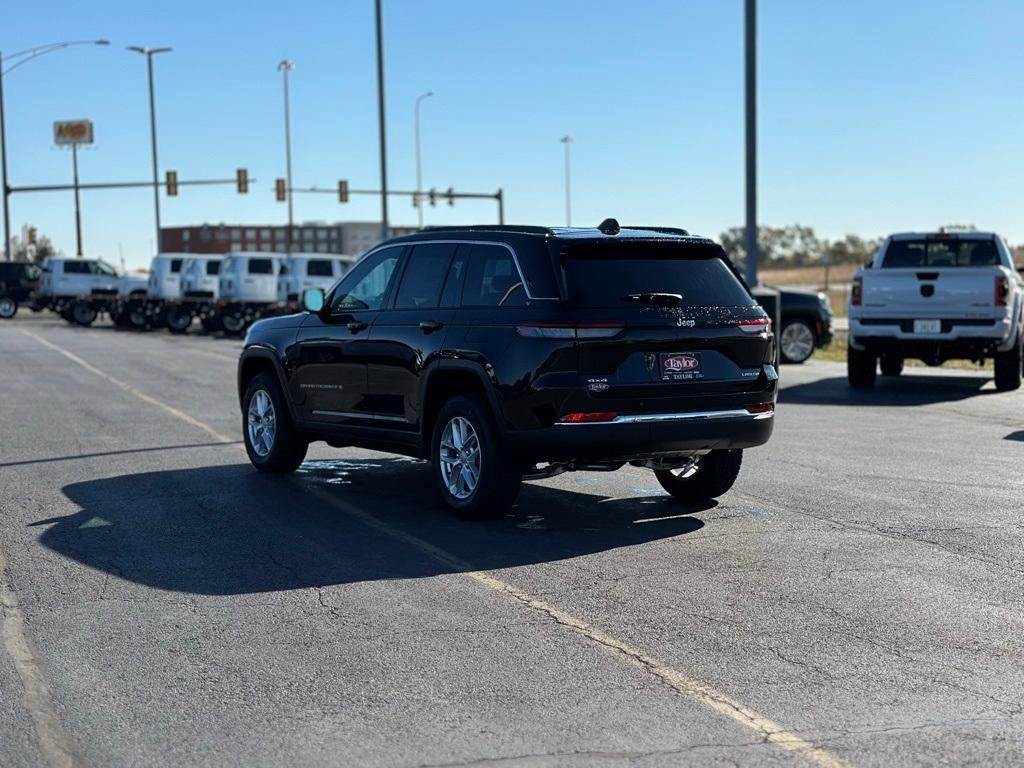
[587,378,609,393]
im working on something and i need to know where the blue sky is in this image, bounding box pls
[3,0,1022,268]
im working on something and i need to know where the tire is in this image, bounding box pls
[242,372,308,473]
[201,315,222,333]
[222,313,247,336]
[431,394,522,518]
[879,354,904,377]
[71,300,97,327]
[779,319,816,364]
[847,344,877,389]
[128,306,149,330]
[994,332,1022,392]
[0,296,17,319]
[654,450,743,502]
[166,306,193,334]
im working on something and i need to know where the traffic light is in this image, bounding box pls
[27,227,36,245]
[166,170,178,196]
[236,168,249,194]
[446,187,455,206]
[429,188,437,207]
[338,180,349,203]
[275,178,286,202]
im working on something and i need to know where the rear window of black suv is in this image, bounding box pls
[561,241,755,308]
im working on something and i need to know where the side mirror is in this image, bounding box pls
[301,287,325,313]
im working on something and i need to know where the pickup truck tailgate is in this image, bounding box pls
[862,267,1001,316]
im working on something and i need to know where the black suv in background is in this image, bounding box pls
[0,261,40,319]
[237,221,778,517]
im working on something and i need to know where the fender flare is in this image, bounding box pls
[237,346,297,420]
[419,358,505,440]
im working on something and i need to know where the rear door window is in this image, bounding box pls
[248,258,274,275]
[307,259,334,277]
[562,242,754,307]
[394,243,456,309]
[169,258,183,273]
[882,238,999,268]
[206,261,221,275]
[63,261,89,274]
[463,244,526,307]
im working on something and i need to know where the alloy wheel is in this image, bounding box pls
[439,416,481,499]
[0,297,15,318]
[247,389,277,457]
[781,321,815,363]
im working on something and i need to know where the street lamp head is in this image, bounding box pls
[95,40,111,46]
[560,135,573,144]
[127,45,172,56]
[278,59,295,72]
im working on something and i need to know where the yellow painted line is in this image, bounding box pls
[0,553,81,768]
[20,327,850,768]
[302,485,849,768]
[22,330,235,444]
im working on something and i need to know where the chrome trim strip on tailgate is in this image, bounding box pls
[556,408,774,425]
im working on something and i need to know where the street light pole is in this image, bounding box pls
[560,135,573,227]
[744,0,758,287]
[414,91,433,229]
[127,46,172,255]
[71,143,82,255]
[278,60,295,252]
[375,0,389,240]
[0,40,109,260]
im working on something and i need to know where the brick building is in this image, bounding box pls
[159,221,417,256]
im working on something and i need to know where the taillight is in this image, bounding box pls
[737,317,771,334]
[852,276,863,306]
[516,322,623,339]
[556,411,618,424]
[746,402,774,415]
[995,275,1009,307]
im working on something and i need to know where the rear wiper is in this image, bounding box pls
[621,292,683,306]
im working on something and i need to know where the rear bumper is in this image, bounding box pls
[850,316,1016,354]
[502,408,774,463]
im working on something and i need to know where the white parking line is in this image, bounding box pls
[0,553,81,768]
[20,330,851,768]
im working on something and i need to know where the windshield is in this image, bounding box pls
[562,242,754,307]
[882,238,1000,268]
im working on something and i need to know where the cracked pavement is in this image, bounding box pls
[1,314,1022,767]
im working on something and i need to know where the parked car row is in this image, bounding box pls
[14,251,355,336]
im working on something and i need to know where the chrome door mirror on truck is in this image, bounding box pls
[301,287,324,313]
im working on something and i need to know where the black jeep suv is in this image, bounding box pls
[237,221,778,517]
[0,261,40,319]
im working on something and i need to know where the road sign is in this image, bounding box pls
[53,120,94,146]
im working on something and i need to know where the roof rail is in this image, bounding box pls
[623,226,690,236]
[420,225,552,235]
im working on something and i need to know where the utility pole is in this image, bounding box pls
[414,91,433,229]
[375,0,389,240]
[279,60,295,252]
[127,46,173,255]
[71,143,82,255]
[744,0,758,287]
[560,136,573,227]
[0,51,10,260]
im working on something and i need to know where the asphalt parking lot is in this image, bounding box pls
[1,313,1022,768]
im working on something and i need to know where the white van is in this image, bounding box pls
[277,253,354,305]
[146,254,189,300]
[162,255,224,334]
[217,251,286,334]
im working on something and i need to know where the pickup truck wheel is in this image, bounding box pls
[128,306,149,329]
[994,334,1022,392]
[0,296,17,319]
[243,372,308,473]
[780,319,816,364]
[166,306,192,334]
[222,313,247,336]
[847,345,877,388]
[71,301,97,327]
[432,395,522,519]
[879,355,904,376]
[654,450,742,502]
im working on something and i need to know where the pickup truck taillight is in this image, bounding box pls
[851,276,863,306]
[995,275,1009,307]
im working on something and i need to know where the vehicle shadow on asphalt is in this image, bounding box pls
[780,373,994,406]
[38,459,708,595]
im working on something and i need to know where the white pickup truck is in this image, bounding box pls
[848,231,1024,391]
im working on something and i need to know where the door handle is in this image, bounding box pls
[346,320,368,333]
[419,320,443,334]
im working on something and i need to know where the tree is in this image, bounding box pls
[719,224,879,269]
[5,229,60,263]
